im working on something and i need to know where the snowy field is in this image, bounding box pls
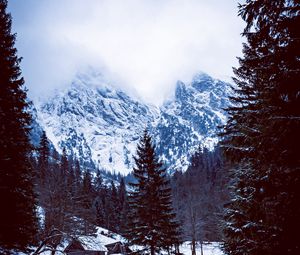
[12,226,224,255]
[179,242,223,255]
[125,241,223,255]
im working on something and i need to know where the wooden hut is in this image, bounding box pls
[105,241,132,255]
[64,237,107,255]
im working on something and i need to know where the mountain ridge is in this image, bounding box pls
[33,70,232,175]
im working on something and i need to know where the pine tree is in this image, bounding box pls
[127,130,180,255]
[77,170,97,235]
[118,177,129,235]
[61,147,69,182]
[94,169,103,193]
[37,131,50,185]
[109,181,120,232]
[221,1,300,254]
[74,159,82,188]
[93,169,106,227]
[36,131,52,240]
[0,0,38,252]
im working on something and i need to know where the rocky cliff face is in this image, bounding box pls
[153,73,231,173]
[34,71,232,175]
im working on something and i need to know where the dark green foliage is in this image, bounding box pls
[0,0,38,252]
[94,169,103,192]
[221,1,300,254]
[127,130,180,254]
[38,131,50,183]
[76,170,97,235]
[61,147,69,181]
[92,171,130,234]
[118,177,129,235]
[109,181,120,232]
[74,159,82,188]
[93,169,106,227]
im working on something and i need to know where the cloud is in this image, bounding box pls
[9,0,244,105]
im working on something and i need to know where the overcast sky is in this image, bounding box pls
[8,0,244,106]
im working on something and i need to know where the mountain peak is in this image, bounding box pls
[34,71,232,175]
[175,81,187,101]
[192,72,213,83]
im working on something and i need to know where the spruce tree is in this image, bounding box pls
[118,177,129,235]
[94,168,103,193]
[61,147,69,182]
[94,169,105,227]
[36,131,51,239]
[74,159,82,188]
[0,0,38,252]
[37,131,50,185]
[127,130,180,255]
[77,170,97,235]
[109,180,120,232]
[221,1,300,254]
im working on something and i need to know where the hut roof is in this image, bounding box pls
[64,236,107,252]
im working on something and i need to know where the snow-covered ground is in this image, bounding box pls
[130,242,224,255]
[179,242,223,255]
[13,226,224,255]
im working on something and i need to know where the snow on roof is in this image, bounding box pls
[77,235,107,251]
[59,226,123,252]
[31,226,126,255]
[95,227,125,245]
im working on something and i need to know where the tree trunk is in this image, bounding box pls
[191,238,196,255]
[150,245,155,255]
[175,244,180,255]
[167,246,170,255]
[200,240,203,255]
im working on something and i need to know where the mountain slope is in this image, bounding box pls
[36,71,159,173]
[153,73,231,172]
[35,71,232,175]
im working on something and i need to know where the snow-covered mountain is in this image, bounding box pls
[153,73,231,173]
[34,70,232,175]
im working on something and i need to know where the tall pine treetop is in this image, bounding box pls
[127,129,180,255]
[221,1,300,254]
[0,0,27,111]
[0,0,38,252]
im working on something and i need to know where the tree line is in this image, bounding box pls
[32,131,129,251]
[30,129,182,254]
[33,129,228,255]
